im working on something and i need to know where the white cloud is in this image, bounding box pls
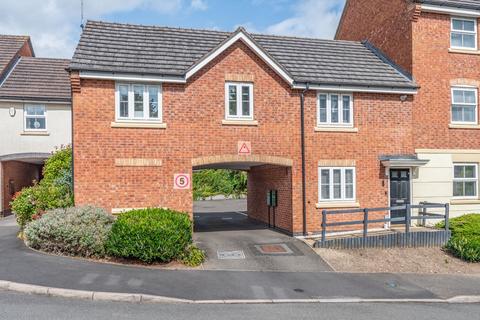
[0,0,184,58]
[190,0,208,11]
[264,0,345,39]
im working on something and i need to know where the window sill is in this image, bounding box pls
[449,48,480,55]
[222,119,258,126]
[314,126,358,133]
[450,199,480,205]
[111,121,167,129]
[21,131,49,136]
[316,201,360,209]
[449,124,480,129]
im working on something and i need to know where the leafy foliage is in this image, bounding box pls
[439,214,480,262]
[24,206,114,257]
[193,169,247,200]
[11,146,73,229]
[179,245,206,267]
[106,208,193,263]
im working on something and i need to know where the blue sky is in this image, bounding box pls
[0,0,346,58]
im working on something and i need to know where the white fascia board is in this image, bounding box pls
[292,84,418,95]
[0,98,71,105]
[421,4,480,17]
[79,71,186,84]
[185,31,295,85]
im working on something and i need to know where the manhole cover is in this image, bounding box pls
[217,250,245,260]
[255,243,293,255]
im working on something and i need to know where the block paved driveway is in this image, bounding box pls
[193,199,332,272]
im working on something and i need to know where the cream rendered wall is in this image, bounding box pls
[414,150,480,219]
[0,101,71,157]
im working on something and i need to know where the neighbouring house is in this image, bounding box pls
[336,0,480,218]
[69,20,419,236]
[0,35,71,216]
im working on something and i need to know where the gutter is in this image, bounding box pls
[300,83,309,236]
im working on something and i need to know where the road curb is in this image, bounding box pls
[0,280,479,304]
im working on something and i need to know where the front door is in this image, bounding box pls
[389,169,410,224]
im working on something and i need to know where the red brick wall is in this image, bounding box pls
[1,161,41,212]
[413,12,480,149]
[247,165,292,233]
[336,0,415,73]
[73,39,413,235]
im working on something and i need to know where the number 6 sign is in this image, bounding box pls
[174,173,191,190]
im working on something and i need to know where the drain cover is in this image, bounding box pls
[255,243,293,255]
[217,250,245,260]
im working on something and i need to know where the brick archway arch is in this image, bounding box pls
[191,154,293,168]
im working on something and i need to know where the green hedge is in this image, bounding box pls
[105,208,195,263]
[439,214,480,262]
[193,169,247,200]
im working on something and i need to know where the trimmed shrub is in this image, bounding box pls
[438,214,480,262]
[24,206,114,257]
[11,146,73,229]
[446,235,480,262]
[106,208,192,263]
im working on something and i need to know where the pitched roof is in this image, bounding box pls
[0,57,71,102]
[0,35,31,77]
[70,20,417,91]
[416,0,480,11]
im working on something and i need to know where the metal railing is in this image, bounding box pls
[320,202,449,243]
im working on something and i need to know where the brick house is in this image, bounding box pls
[0,35,71,216]
[69,20,419,236]
[337,0,480,218]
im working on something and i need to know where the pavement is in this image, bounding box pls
[0,202,480,303]
[1,290,480,320]
[193,199,332,271]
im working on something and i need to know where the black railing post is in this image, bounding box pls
[445,203,450,231]
[405,204,411,234]
[363,209,369,239]
[321,209,327,243]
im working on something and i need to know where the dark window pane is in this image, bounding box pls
[242,86,250,116]
[229,85,237,116]
[319,95,327,123]
[331,95,339,123]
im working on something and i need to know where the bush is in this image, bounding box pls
[11,187,36,229]
[438,214,480,262]
[11,146,73,229]
[180,245,206,267]
[106,208,192,263]
[446,235,480,262]
[24,206,114,257]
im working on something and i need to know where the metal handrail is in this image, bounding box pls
[320,202,449,243]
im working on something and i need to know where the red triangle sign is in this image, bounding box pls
[238,141,251,155]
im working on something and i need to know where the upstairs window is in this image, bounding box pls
[225,82,253,120]
[115,83,162,122]
[451,87,477,124]
[24,104,46,131]
[319,167,356,202]
[453,164,478,198]
[317,93,353,126]
[451,17,477,50]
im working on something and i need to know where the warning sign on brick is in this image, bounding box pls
[237,141,251,156]
[173,173,191,190]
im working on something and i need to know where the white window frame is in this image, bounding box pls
[451,17,478,50]
[451,86,478,124]
[24,104,47,131]
[317,92,353,127]
[318,167,356,202]
[453,163,478,199]
[115,83,163,122]
[225,82,254,120]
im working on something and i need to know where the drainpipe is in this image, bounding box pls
[300,83,309,236]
